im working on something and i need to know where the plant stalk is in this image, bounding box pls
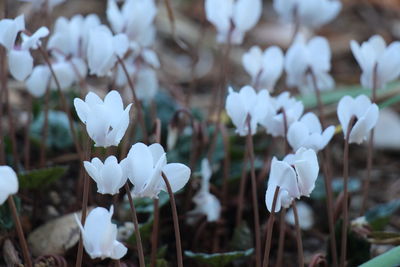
[8,196,32,267]
[263,186,280,267]
[161,172,184,267]
[340,116,355,267]
[292,201,304,267]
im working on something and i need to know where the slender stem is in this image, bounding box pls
[219,124,230,207]
[8,196,32,267]
[310,68,338,267]
[361,66,378,215]
[75,178,90,267]
[276,209,287,267]
[150,124,161,267]
[116,56,148,143]
[246,117,261,267]
[40,84,50,168]
[235,149,248,227]
[125,183,146,267]
[322,151,338,267]
[263,186,280,267]
[38,46,83,161]
[276,110,289,267]
[361,131,373,214]
[161,172,184,267]
[150,199,159,267]
[292,201,304,267]
[340,116,355,267]
[115,260,121,267]
[24,95,32,170]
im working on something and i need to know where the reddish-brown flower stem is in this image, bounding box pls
[235,148,248,227]
[310,68,338,267]
[8,196,32,267]
[292,201,304,267]
[24,95,32,170]
[340,116,356,267]
[246,117,261,267]
[124,183,146,267]
[116,56,148,143]
[361,65,378,215]
[263,186,280,267]
[38,46,83,161]
[161,172,184,267]
[39,84,50,168]
[150,198,159,267]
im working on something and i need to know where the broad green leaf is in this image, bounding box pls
[18,166,68,189]
[365,199,400,231]
[360,246,400,267]
[184,248,254,267]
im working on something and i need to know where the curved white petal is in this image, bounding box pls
[8,49,33,81]
[161,163,191,193]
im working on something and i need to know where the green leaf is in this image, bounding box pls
[184,248,254,267]
[360,246,400,267]
[18,166,68,189]
[127,217,154,247]
[365,199,400,231]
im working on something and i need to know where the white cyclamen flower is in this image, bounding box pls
[265,147,319,212]
[74,90,132,147]
[87,25,129,76]
[261,91,304,137]
[337,95,379,144]
[84,156,128,195]
[0,166,19,205]
[287,112,335,151]
[242,46,284,91]
[48,14,101,59]
[75,206,127,260]
[188,159,221,223]
[285,35,334,94]
[0,15,25,51]
[350,35,400,90]
[283,147,319,197]
[205,0,262,44]
[8,26,49,81]
[265,157,300,212]
[122,142,191,199]
[107,0,157,46]
[273,0,341,29]
[226,86,272,136]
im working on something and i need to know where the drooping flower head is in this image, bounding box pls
[337,95,379,144]
[122,142,191,199]
[226,86,272,136]
[285,34,334,94]
[205,0,262,44]
[350,35,400,90]
[75,206,127,260]
[0,166,19,205]
[74,90,132,147]
[265,147,319,212]
[84,156,128,195]
[273,0,341,30]
[287,112,335,151]
[107,0,157,46]
[242,46,284,91]
[87,25,129,76]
